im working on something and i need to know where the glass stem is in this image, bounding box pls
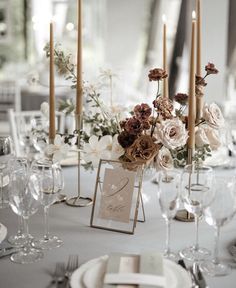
[213,226,220,265]
[17,216,24,236]
[44,206,50,240]
[0,170,3,205]
[165,219,171,255]
[194,215,199,251]
[23,217,30,253]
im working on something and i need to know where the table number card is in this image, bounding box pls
[98,168,135,223]
[90,159,143,234]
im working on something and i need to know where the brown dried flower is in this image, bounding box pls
[196,76,207,87]
[125,135,159,165]
[124,117,143,135]
[205,62,219,75]
[153,97,173,120]
[148,68,168,82]
[134,103,152,121]
[118,131,137,148]
[174,93,188,106]
[195,76,207,98]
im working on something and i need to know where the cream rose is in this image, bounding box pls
[156,118,188,149]
[203,103,224,129]
[157,147,173,170]
[204,126,221,151]
[195,127,209,148]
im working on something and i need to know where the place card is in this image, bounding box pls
[90,159,143,234]
[98,167,135,223]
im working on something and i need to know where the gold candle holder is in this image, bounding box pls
[175,148,194,222]
[66,114,93,207]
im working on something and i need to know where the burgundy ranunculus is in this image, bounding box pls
[118,131,137,148]
[124,117,143,135]
[148,68,168,82]
[205,62,219,75]
[134,103,152,121]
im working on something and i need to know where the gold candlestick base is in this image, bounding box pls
[66,196,93,207]
[65,113,93,207]
[175,209,194,222]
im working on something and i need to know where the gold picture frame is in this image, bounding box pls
[90,159,145,234]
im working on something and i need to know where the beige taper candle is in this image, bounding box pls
[196,0,203,122]
[188,12,196,152]
[162,15,169,99]
[76,0,83,115]
[49,22,56,143]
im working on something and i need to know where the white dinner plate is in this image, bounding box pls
[0,223,7,243]
[70,255,191,288]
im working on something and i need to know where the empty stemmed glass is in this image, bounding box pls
[8,164,42,264]
[31,118,49,156]
[157,169,181,260]
[180,164,214,261]
[200,175,236,276]
[0,135,14,208]
[8,157,29,247]
[31,159,64,250]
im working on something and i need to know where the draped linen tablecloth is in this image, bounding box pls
[0,166,236,288]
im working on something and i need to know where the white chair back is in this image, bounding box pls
[0,81,20,121]
[8,109,65,157]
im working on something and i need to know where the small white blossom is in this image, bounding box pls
[82,135,112,168]
[45,134,70,162]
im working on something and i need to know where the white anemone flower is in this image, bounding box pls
[83,135,113,168]
[46,134,70,162]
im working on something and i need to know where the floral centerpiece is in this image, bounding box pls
[42,44,224,170]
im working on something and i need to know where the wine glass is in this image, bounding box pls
[16,116,32,156]
[180,164,214,261]
[8,166,43,264]
[31,118,49,156]
[8,158,29,247]
[157,169,181,260]
[200,176,236,276]
[30,159,64,250]
[0,135,14,208]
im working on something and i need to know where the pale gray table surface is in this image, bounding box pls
[0,166,236,288]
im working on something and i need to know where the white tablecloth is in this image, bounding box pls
[0,166,236,288]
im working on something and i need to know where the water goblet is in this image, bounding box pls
[7,157,29,247]
[157,169,181,261]
[180,164,214,261]
[30,159,64,250]
[200,176,236,276]
[8,167,43,264]
[0,135,14,208]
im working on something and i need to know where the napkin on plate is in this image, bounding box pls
[103,253,165,288]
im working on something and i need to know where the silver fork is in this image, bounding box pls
[65,255,79,286]
[51,262,65,287]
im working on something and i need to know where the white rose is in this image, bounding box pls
[203,103,224,129]
[40,102,49,119]
[156,118,188,149]
[204,126,221,151]
[157,147,173,170]
[195,126,209,148]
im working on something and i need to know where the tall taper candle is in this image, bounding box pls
[49,22,56,143]
[76,0,83,115]
[188,12,196,153]
[162,14,169,99]
[196,0,203,122]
